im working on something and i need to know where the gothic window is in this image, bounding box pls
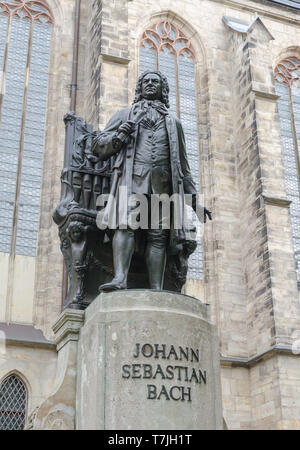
[0,1,53,257]
[139,21,203,279]
[274,57,300,286]
[0,374,28,430]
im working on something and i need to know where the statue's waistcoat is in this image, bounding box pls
[132,114,171,195]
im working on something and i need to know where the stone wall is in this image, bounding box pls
[34,0,77,338]
[0,341,57,421]
[83,0,102,126]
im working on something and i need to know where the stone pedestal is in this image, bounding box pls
[76,290,223,430]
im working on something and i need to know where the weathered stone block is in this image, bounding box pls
[76,290,223,430]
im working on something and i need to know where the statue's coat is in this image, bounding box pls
[92,103,197,246]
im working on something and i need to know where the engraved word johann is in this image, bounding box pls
[121,343,207,402]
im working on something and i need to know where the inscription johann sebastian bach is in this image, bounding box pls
[122,344,207,402]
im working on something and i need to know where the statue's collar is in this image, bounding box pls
[134,99,169,116]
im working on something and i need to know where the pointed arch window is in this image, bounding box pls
[274,57,300,286]
[140,21,203,280]
[0,1,53,257]
[0,374,28,430]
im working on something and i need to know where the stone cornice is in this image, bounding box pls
[223,15,275,39]
[52,308,85,351]
[211,0,300,25]
[220,345,298,368]
[263,195,292,207]
[257,0,300,11]
[101,53,131,65]
[252,89,280,101]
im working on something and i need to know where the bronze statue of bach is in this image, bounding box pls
[92,71,211,292]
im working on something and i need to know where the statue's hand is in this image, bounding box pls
[195,206,212,223]
[191,195,212,224]
[112,120,136,150]
[117,120,136,137]
[86,153,99,163]
[203,207,212,223]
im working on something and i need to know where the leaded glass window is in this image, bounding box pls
[0,1,53,257]
[274,57,300,287]
[0,374,28,430]
[140,21,203,280]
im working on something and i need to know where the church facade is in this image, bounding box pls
[0,0,300,430]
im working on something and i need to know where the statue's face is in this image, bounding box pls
[141,73,162,101]
[71,227,82,242]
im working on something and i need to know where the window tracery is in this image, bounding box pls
[0,374,28,430]
[0,0,53,23]
[0,0,53,256]
[275,56,300,286]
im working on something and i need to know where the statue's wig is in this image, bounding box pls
[133,70,170,108]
